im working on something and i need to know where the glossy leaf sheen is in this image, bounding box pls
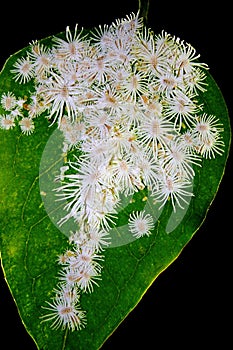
[0,35,231,350]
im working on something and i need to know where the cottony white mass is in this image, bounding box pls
[0,12,225,332]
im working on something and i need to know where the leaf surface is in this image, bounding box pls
[0,35,231,350]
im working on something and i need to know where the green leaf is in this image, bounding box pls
[0,33,231,350]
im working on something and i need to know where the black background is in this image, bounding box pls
[0,1,232,349]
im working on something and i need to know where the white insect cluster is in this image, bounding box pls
[0,12,225,331]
